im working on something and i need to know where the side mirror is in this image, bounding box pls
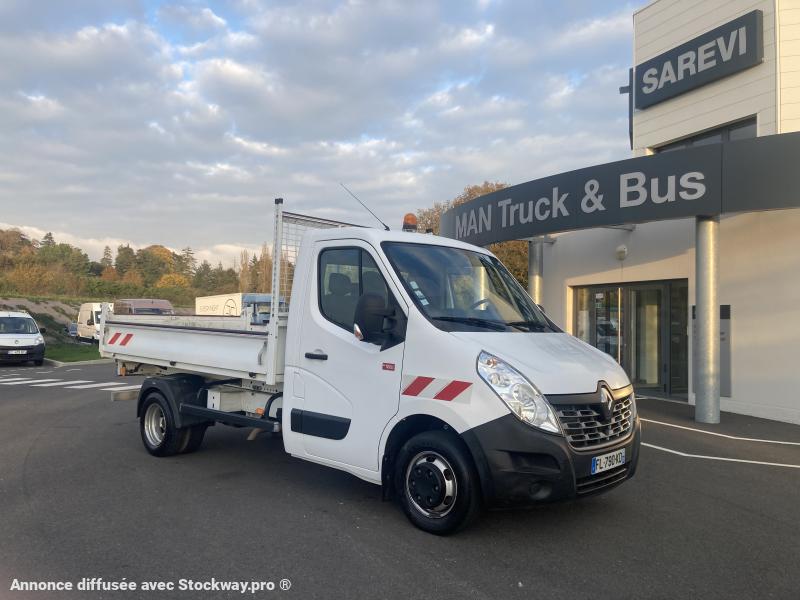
[354,294,408,350]
[354,294,386,345]
[40,327,47,334]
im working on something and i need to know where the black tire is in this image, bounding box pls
[33,360,44,366]
[394,430,482,535]
[139,392,185,457]
[179,424,208,454]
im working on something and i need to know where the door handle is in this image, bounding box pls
[305,351,328,360]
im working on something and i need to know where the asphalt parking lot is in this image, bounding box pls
[1,363,798,599]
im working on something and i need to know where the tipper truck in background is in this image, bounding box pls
[100,199,640,534]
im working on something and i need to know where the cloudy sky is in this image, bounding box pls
[0,0,645,265]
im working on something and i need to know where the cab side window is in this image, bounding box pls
[318,248,391,332]
[319,248,360,330]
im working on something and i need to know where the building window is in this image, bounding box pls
[656,117,756,153]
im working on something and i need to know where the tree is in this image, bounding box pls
[416,181,507,235]
[193,260,213,291]
[115,245,136,276]
[239,250,250,293]
[0,229,35,269]
[36,242,90,274]
[257,243,272,293]
[101,266,118,281]
[415,181,529,287]
[214,263,239,294]
[121,269,144,287]
[88,261,104,276]
[155,273,190,288]
[41,232,55,247]
[136,245,174,287]
[176,247,196,277]
[100,246,113,268]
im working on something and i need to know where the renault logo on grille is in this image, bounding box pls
[600,386,614,421]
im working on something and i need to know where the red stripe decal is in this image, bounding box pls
[119,333,134,346]
[108,333,121,345]
[402,376,434,397]
[433,380,472,401]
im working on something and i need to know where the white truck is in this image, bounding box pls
[100,200,640,534]
[195,292,278,324]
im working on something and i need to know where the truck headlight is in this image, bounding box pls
[35,335,44,345]
[477,351,561,434]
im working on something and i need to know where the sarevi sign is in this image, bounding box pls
[634,10,763,110]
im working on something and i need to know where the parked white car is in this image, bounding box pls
[0,311,46,366]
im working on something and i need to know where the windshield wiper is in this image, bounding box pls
[431,316,506,331]
[505,320,550,332]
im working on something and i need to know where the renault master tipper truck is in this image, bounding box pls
[100,200,640,534]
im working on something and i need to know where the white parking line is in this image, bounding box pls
[1,379,63,385]
[65,368,82,372]
[0,377,31,382]
[642,443,800,469]
[65,382,130,389]
[641,418,800,446]
[100,385,141,391]
[31,380,93,387]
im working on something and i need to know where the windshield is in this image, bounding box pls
[0,317,39,335]
[382,242,555,333]
[135,308,173,315]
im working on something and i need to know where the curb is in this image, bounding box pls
[44,358,115,368]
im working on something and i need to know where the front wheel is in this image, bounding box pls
[394,430,482,535]
[140,392,186,457]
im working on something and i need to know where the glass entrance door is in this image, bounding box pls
[625,286,663,389]
[574,280,687,397]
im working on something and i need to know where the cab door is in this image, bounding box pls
[293,240,407,473]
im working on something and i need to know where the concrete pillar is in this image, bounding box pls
[695,216,720,424]
[527,239,543,305]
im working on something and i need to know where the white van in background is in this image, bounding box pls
[77,302,111,342]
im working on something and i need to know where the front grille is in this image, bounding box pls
[576,464,629,495]
[556,394,634,449]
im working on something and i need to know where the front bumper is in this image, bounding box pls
[0,344,45,363]
[462,413,641,509]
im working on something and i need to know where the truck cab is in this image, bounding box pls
[280,227,639,532]
[103,203,639,534]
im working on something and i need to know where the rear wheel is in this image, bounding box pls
[395,430,481,535]
[140,392,185,457]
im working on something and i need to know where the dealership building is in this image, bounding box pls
[442,0,800,425]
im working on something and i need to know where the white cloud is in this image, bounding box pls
[0,1,646,265]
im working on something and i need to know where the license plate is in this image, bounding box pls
[8,349,27,355]
[591,448,626,474]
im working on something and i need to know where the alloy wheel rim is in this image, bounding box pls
[144,403,166,447]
